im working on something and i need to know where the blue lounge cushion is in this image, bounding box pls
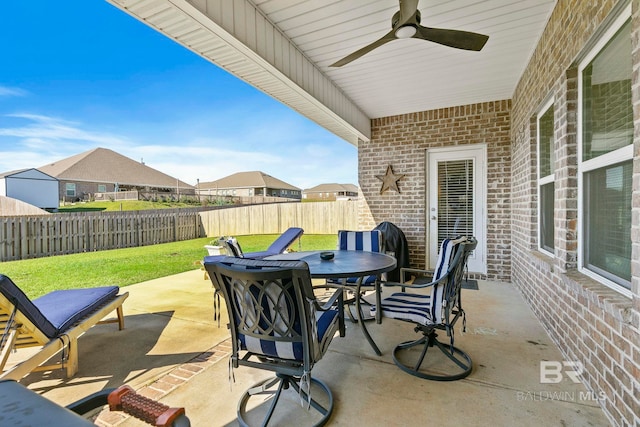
[264,227,303,254]
[215,228,304,260]
[0,275,56,338]
[240,227,304,259]
[0,274,119,338]
[34,287,120,337]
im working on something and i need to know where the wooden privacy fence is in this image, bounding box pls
[0,202,359,261]
[199,201,358,237]
[0,209,204,261]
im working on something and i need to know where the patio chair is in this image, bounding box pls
[325,230,384,324]
[217,227,304,259]
[204,257,342,427]
[206,227,305,327]
[0,274,128,380]
[373,236,477,381]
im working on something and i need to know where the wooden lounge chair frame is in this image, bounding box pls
[0,284,128,380]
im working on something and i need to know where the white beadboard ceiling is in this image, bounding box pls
[106,0,556,145]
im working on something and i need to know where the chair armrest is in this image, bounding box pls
[311,287,344,311]
[401,267,435,282]
[380,267,442,290]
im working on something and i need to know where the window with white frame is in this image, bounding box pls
[538,99,555,255]
[579,10,632,292]
[97,184,106,193]
[65,183,76,197]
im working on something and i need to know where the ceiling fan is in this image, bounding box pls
[330,0,489,67]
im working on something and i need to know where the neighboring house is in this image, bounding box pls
[302,183,358,201]
[0,168,58,210]
[38,147,194,202]
[198,171,301,200]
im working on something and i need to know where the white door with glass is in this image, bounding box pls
[427,146,486,274]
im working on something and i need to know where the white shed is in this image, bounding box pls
[0,168,59,210]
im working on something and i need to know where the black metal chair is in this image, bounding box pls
[373,236,477,381]
[204,257,343,427]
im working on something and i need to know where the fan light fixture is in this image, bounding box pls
[329,0,489,68]
[395,26,416,39]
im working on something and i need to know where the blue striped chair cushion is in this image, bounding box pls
[376,292,433,324]
[375,238,460,326]
[226,238,244,257]
[239,309,339,361]
[330,230,383,285]
[338,230,381,252]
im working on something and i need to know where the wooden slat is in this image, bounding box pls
[198,201,358,237]
[0,209,208,261]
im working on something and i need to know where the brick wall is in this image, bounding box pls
[58,180,117,203]
[361,100,511,281]
[359,1,640,424]
[509,0,640,425]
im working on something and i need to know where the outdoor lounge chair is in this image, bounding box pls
[0,274,128,380]
[204,257,342,426]
[0,380,190,426]
[373,236,477,381]
[217,226,304,259]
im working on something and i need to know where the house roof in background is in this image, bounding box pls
[38,147,193,189]
[0,168,31,179]
[304,183,359,193]
[200,171,300,191]
[0,168,58,181]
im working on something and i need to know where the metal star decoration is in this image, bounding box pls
[376,165,405,194]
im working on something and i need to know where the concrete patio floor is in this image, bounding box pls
[13,269,610,426]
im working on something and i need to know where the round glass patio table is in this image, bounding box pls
[265,250,396,355]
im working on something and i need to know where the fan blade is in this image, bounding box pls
[415,26,488,51]
[330,30,396,67]
[398,0,419,26]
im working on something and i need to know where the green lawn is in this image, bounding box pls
[57,200,204,212]
[0,234,337,298]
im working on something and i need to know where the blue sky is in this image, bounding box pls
[0,1,358,189]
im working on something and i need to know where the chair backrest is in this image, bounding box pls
[266,227,304,254]
[337,230,383,284]
[0,275,56,341]
[337,229,382,252]
[219,236,244,258]
[430,237,477,324]
[206,257,326,371]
